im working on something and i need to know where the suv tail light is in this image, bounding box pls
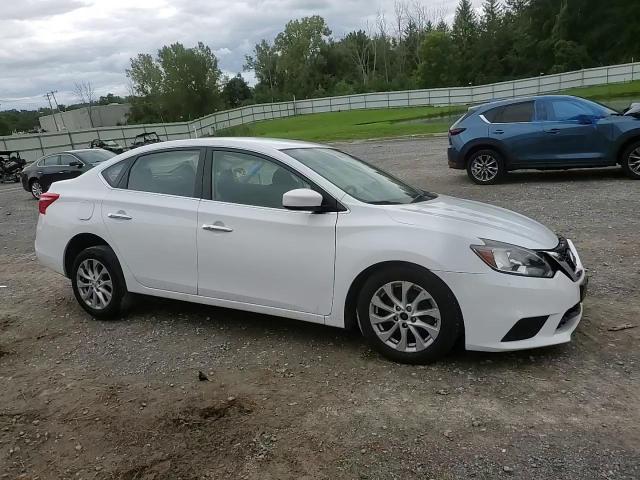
[38,192,60,214]
[449,127,466,136]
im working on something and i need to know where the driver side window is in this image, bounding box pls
[213,150,309,209]
[545,100,593,122]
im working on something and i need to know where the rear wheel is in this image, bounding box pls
[357,266,462,364]
[621,140,640,179]
[71,246,127,319]
[466,149,505,185]
[30,179,44,199]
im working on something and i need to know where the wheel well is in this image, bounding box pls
[464,144,505,167]
[616,136,640,164]
[344,261,441,332]
[63,233,110,277]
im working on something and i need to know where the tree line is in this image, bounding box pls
[2,0,639,133]
[126,0,640,123]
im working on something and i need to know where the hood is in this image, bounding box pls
[385,194,558,250]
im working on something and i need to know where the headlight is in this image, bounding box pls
[470,239,553,278]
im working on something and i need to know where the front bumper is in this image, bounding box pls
[437,240,587,352]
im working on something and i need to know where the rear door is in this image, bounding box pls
[101,148,204,294]
[486,101,543,165]
[536,98,609,165]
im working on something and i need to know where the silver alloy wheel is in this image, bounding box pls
[470,154,499,182]
[628,148,640,175]
[76,259,113,310]
[369,281,441,353]
[31,181,42,199]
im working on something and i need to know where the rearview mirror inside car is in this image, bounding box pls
[282,188,324,212]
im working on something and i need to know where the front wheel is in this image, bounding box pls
[621,141,640,179]
[357,266,463,364]
[466,149,505,185]
[71,246,127,319]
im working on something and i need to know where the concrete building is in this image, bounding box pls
[39,103,131,132]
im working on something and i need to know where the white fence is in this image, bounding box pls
[4,62,640,162]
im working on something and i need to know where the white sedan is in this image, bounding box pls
[35,138,587,363]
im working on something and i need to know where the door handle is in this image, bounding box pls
[493,129,504,134]
[545,128,560,134]
[107,212,132,220]
[202,223,233,233]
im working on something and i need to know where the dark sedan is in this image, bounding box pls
[21,148,116,199]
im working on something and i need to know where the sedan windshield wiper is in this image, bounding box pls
[411,191,435,203]
[369,200,402,205]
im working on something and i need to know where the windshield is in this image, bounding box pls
[75,150,117,164]
[284,148,433,204]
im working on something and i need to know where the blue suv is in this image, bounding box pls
[447,95,640,184]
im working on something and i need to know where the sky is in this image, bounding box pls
[0,0,482,111]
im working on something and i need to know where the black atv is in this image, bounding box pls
[0,151,26,183]
[130,132,162,149]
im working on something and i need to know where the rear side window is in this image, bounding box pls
[40,155,59,166]
[127,150,200,197]
[102,161,126,187]
[485,102,534,123]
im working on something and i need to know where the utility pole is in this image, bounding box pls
[49,90,67,130]
[44,92,60,131]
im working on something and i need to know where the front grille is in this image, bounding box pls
[543,236,582,281]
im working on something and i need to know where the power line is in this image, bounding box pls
[43,92,60,131]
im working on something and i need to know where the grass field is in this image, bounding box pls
[216,105,464,142]
[216,80,640,142]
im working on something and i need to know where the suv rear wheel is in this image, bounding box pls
[466,149,505,185]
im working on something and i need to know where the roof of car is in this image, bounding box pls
[476,94,579,110]
[123,137,324,155]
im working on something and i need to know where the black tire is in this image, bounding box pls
[621,140,640,179]
[357,265,463,364]
[29,179,44,200]
[71,246,128,319]
[466,149,505,185]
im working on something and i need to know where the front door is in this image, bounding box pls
[101,148,204,294]
[54,153,86,183]
[197,149,337,315]
[535,98,608,165]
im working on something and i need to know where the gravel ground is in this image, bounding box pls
[0,136,639,479]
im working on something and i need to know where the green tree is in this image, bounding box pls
[127,42,222,123]
[416,31,456,88]
[273,15,331,98]
[451,0,478,84]
[222,74,252,108]
[0,117,11,136]
[244,40,280,102]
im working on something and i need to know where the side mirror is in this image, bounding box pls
[576,114,595,125]
[283,188,324,212]
[69,161,83,168]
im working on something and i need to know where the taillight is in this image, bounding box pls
[449,127,466,136]
[38,193,60,214]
